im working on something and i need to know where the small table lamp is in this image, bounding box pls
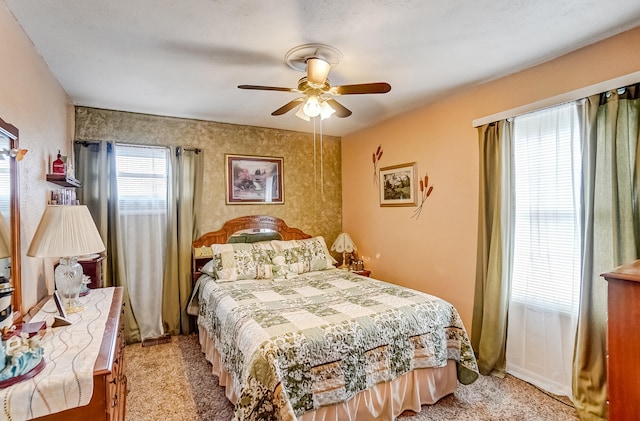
[331,232,357,270]
[27,205,105,313]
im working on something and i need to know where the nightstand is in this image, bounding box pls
[78,254,105,289]
[352,270,371,277]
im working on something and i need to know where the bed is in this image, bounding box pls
[190,215,478,421]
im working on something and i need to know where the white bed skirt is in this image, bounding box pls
[198,325,458,420]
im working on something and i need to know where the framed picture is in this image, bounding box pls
[379,162,417,207]
[226,154,284,204]
[53,290,68,319]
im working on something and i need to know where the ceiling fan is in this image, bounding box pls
[238,44,391,120]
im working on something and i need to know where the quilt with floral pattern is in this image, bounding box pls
[197,269,478,421]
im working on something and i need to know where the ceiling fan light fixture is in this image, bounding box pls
[307,58,331,87]
[320,100,335,120]
[241,44,388,121]
[295,105,310,121]
[303,95,322,117]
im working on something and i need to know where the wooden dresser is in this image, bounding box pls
[32,287,127,421]
[602,260,640,420]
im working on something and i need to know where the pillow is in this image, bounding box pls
[210,242,275,281]
[271,236,335,274]
[227,231,283,244]
[271,253,299,279]
[201,260,216,277]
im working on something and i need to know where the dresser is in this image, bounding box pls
[30,287,127,421]
[602,260,640,420]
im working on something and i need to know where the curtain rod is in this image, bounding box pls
[176,147,201,156]
[75,140,201,154]
[472,70,640,127]
[76,141,164,151]
[74,140,98,146]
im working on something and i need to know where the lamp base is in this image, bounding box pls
[55,257,84,313]
[339,251,351,270]
[65,304,84,314]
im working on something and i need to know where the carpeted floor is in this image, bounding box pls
[124,334,579,421]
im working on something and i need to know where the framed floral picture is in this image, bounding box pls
[225,154,284,204]
[379,162,417,207]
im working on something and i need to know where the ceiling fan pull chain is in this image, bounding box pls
[320,117,324,199]
[313,117,317,213]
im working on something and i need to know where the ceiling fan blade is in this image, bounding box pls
[238,85,296,93]
[325,99,352,118]
[272,98,304,116]
[331,82,391,95]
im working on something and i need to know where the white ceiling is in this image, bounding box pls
[6,0,640,136]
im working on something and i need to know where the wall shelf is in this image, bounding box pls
[46,174,81,188]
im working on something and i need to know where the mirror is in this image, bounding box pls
[0,117,22,322]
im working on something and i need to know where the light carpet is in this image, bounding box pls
[124,334,579,420]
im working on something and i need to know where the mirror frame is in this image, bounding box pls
[0,117,22,321]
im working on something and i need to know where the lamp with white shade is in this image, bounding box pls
[27,205,105,313]
[331,232,357,270]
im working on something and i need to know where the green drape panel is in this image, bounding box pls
[74,141,141,343]
[162,148,203,335]
[472,119,513,376]
[573,87,640,421]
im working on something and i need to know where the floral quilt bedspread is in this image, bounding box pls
[197,269,478,421]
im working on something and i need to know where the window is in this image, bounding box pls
[511,103,582,314]
[114,143,170,340]
[506,102,581,397]
[115,144,168,214]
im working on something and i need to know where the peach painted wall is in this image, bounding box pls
[0,2,73,310]
[342,27,640,331]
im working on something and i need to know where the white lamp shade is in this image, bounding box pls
[320,100,336,120]
[27,205,105,258]
[295,105,311,121]
[303,96,322,117]
[331,232,357,253]
[307,57,331,86]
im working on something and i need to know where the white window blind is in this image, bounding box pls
[115,144,168,214]
[511,103,582,315]
[507,102,582,397]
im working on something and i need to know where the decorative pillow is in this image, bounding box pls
[271,253,299,280]
[271,236,335,274]
[210,242,275,281]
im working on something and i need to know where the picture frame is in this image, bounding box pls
[52,291,72,326]
[53,290,67,319]
[379,162,417,207]
[225,154,284,204]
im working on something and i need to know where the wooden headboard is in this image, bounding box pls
[192,215,312,281]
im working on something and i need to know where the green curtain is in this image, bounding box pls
[162,147,203,335]
[471,119,514,376]
[74,141,141,343]
[573,86,640,421]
